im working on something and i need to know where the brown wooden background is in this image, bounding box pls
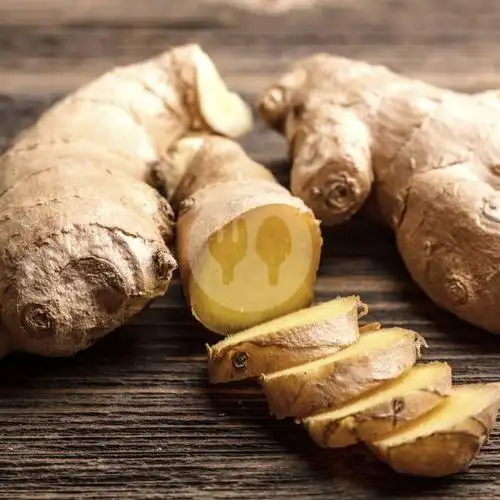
[2,1,500,498]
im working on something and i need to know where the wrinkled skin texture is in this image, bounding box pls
[259,54,500,333]
[0,44,251,357]
[160,135,277,211]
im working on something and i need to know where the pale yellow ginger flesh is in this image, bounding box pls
[188,204,320,333]
[215,295,365,348]
[194,49,252,138]
[263,327,417,381]
[261,327,422,419]
[207,296,365,383]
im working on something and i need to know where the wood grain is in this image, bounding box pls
[1,1,500,498]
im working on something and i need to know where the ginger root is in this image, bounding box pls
[159,135,323,335]
[0,44,251,357]
[207,296,500,476]
[259,55,500,333]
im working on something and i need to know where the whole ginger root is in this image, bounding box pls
[0,44,251,357]
[259,55,500,333]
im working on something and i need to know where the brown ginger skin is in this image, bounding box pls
[0,44,251,357]
[164,135,276,209]
[208,314,360,383]
[259,55,500,333]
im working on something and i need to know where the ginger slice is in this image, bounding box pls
[208,295,367,383]
[304,362,452,448]
[370,383,500,477]
[261,328,425,420]
[206,296,500,476]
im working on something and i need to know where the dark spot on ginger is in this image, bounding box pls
[232,351,249,370]
[158,197,175,223]
[392,397,405,415]
[292,103,306,120]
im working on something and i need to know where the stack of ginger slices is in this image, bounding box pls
[207,296,500,477]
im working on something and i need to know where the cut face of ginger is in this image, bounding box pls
[371,383,500,477]
[207,295,366,383]
[193,46,253,138]
[261,328,424,419]
[304,362,452,448]
[188,203,322,334]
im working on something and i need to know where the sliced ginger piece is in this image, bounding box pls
[207,295,367,383]
[371,383,500,477]
[304,362,452,448]
[261,328,425,420]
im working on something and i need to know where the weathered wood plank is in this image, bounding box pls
[1,0,500,96]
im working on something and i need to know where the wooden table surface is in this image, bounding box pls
[2,1,500,498]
